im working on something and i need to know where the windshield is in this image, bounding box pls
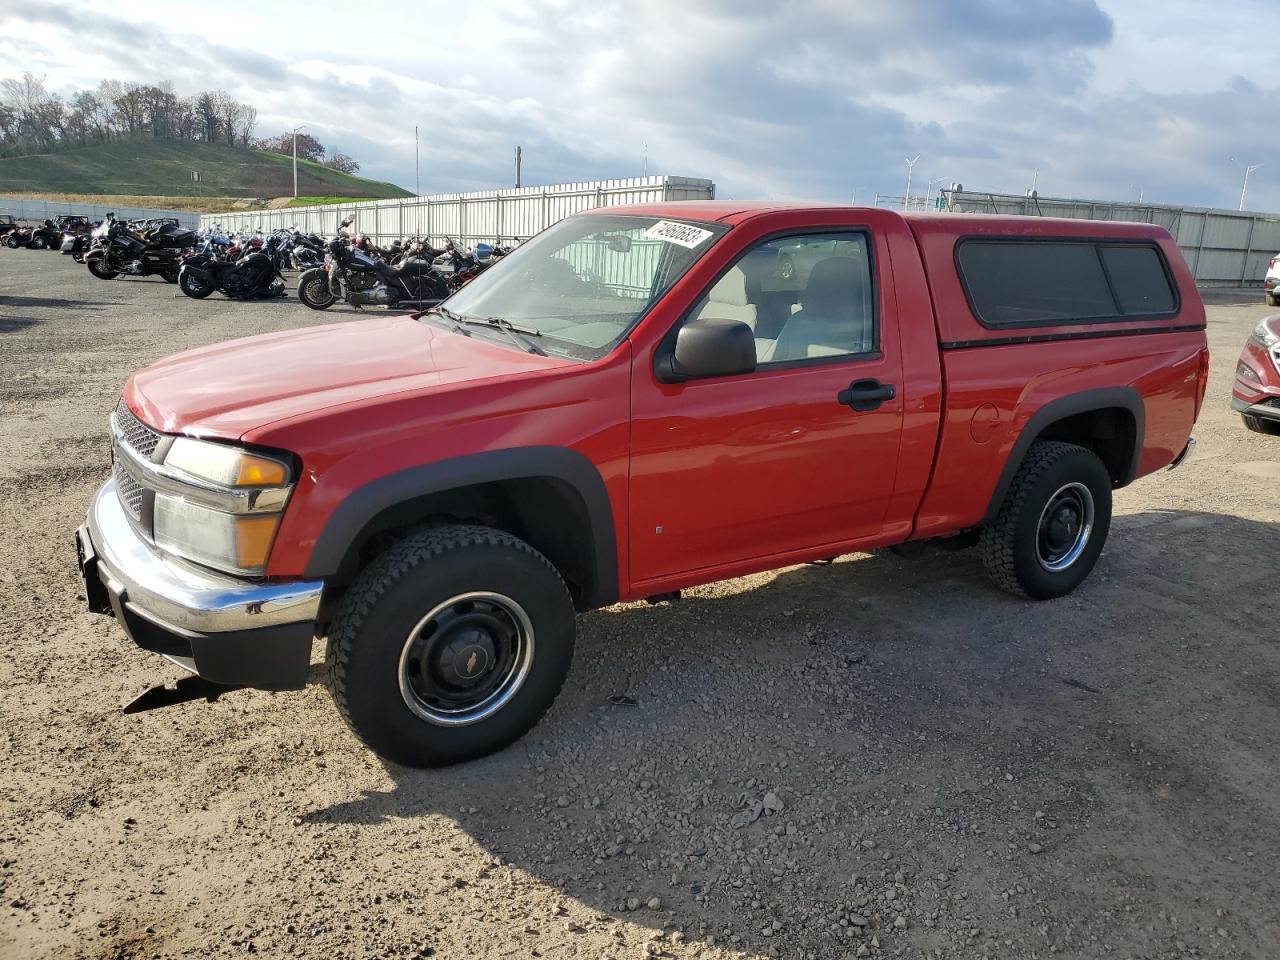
[438,214,726,358]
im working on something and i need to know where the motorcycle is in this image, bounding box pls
[84,214,195,282]
[59,218,96,259]
[296,234,450,311]
[179,234,287,300]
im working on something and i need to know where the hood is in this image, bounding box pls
[125,313,574,440]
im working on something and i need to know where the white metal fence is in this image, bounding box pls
[199,176,716,246]
[943,190,1280,286]
[0,196,200,229]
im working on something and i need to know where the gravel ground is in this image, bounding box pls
[1,251,1278,960]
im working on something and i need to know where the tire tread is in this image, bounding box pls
[979,440,1094,599]
[325,524,571,755]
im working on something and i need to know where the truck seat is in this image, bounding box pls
[691,265,777,362]
[770,257,872,360]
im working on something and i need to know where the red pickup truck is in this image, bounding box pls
[77,202,1208,766]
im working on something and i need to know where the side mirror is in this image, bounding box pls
[657,317,757,383]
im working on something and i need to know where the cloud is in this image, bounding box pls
[2,0,1279,212]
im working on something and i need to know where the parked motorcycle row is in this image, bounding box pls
[3,212,514,310]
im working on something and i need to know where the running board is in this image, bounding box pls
[122,675,242,714]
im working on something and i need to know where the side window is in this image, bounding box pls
[689,232,875,364]
[957,240,1177,327]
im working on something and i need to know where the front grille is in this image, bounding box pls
[113,459,145,521]
[1261,397,1280,410]
[115,400,161,459]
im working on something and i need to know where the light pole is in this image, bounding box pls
[415,125,420,197]
[925,176,952,209]
[1231,157,1263,211]
[291,124,306,199]
[903,155,920,210]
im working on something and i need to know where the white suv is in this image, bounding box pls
[1266,254,1280,307]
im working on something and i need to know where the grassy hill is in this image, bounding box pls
[0,139,412,201]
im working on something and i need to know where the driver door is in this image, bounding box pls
[627,226,905,588]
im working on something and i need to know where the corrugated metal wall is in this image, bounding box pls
[0,196,200,229]
[200,176,716,245]
[943,190,1280,285]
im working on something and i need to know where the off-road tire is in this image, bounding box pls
[297,269,335,310]
[5,234,21,249]
[979,440,1112,600]
[1242,413,1280,435]
[30,235,47,250]
[326,524,576,767]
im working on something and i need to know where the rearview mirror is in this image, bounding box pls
[601,233,632,253]
[656,317,757,383]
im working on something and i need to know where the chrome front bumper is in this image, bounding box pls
[80,479,324,688]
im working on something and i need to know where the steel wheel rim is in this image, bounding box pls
[397,591,534,726]
[1036,482,1094,572]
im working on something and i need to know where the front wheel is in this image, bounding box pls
[1242,413,1280,435]
[326,525,576,767]
[979,441,1112,600]
[1266,292,1279,308]
[85,256,118,280]
[178,268,215,299]
[30,235,47,250]
[297,269,335,310]
[4,235,20,249]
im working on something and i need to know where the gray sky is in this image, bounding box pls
[2,0,1276,210]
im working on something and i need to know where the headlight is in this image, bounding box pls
[1252,318,1280,349]
[154,495,282,575]
[1237,362,1262,384]
[165,436,289,487]
[152,438,293,575]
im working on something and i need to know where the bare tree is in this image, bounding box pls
[323,151,360,174]
[235,103,257,146]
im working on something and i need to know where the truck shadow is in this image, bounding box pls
[302,508,1280,955]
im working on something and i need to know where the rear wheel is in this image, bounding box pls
[1266,292,1279,308]
[980,441,1112,600]
[1242,413,1280,435]
[30,235,47,250]
[326,525,576,767]
[297,269,335,310]
[86,256,118,280]
[4,235,20,249]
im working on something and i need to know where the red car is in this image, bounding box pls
[77,202,1208,766]
[1232,315,1280,434]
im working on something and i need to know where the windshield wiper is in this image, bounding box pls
[454,315,547,356]
[414,304,471,335]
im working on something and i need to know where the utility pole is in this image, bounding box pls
[903,155,920,210]
[415,125,420,196]
[291,124,306,199]
[515,145,522,188]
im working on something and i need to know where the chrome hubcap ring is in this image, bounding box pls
[1035,482,1095,572]
[397,591,535,726]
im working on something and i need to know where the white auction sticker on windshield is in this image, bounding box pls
[643,220,713,249]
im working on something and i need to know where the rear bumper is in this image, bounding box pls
[79,480,323,689]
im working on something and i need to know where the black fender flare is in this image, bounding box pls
[304,446,619,607]
[982,386,1145,525]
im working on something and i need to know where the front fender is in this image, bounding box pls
[300,447,620,608]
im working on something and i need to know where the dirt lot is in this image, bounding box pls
[0,251,1277,960]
